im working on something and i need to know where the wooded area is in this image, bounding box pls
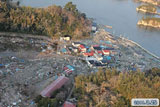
[0,1,91,38]
[73,68,160,107]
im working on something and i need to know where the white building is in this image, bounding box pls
[72,42,81,47]
[94,53,103,61]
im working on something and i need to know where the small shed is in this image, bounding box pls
[91,22,97,33]
[64,65,75,74]
[60,35,71,41]
[72,42,81,47]
[61,48,67,53]
[79,44,86,52]
[102,50,110,55]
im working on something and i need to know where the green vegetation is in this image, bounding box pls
[34,86,68,107]
[73,68,160,107]
[0,1,91,38]
[136,5,157,14]
[35,95,58,107]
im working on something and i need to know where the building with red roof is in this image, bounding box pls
[102,50,110,55]
[96,50,104,55]
[83,51,94,57]
[63,65,75,74]
[79,44,85,48]
[63,101,76,107]
[40,76,69,97]
[64,66,73,74]
[79,44,86,52]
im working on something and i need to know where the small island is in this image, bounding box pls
[136,5,157,14]
[137,17,160,29]
[135,0,160,7]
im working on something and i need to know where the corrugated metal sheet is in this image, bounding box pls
[40,76,69,97]
[63,101,76,107]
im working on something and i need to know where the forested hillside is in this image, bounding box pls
[0,1,91,38]
[74,68,160,107]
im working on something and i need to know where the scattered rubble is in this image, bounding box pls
[0,29,160,106]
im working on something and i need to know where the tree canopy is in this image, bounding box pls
[73,68,160,107]
[0,1,91,38]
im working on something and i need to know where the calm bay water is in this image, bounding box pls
[21,0,160,57]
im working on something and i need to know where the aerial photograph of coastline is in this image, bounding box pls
[0,0,160,107]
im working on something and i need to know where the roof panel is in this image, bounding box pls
[40,76,69,97]
[63,101,76,107]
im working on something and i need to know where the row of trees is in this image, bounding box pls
[0,1,91,38]
[34,85,69,107]
[73,68,160,107]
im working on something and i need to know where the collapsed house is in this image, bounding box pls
[63,65,75,75]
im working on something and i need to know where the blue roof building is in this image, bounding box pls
[66,65,75,71]
[105,41,112,44]
[61,48,67,53]
[103,56,112,60]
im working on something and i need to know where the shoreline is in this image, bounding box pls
[100,28,160,62]
[119,35,160,61]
